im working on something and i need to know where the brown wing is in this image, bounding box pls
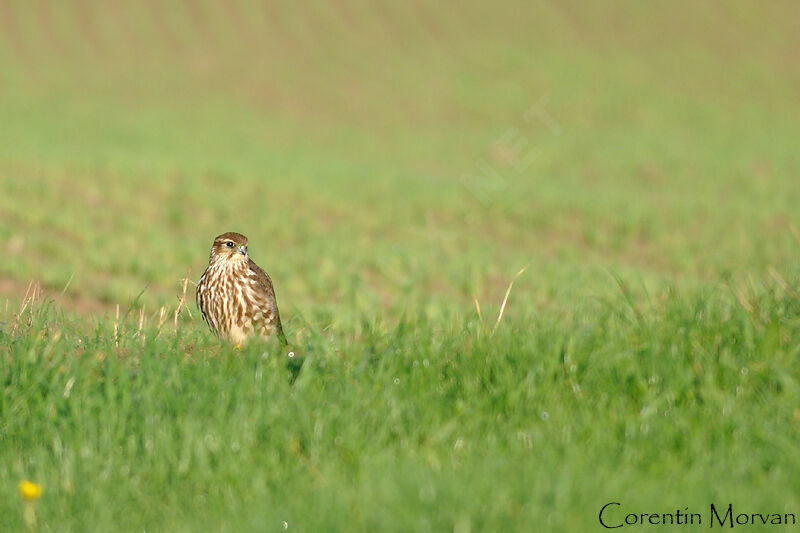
[247,259,287,345]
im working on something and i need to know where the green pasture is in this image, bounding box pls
[1,1,800,530]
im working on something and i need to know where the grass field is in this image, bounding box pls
[2,1,800,531]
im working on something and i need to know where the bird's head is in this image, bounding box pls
[209,232,249,264]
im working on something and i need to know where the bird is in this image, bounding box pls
[196,232,286,346]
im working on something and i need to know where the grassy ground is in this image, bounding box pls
[2,1,800,530]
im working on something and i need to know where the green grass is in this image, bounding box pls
[3,281,800,531]
[2,1,800,530]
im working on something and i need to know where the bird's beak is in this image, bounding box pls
[238,246,247,256]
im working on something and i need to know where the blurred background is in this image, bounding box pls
[1,1,799,329]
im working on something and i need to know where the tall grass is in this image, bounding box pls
[3,273,800,530]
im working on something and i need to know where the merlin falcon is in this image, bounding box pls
[196,232,286,345]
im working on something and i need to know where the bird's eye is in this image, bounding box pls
[226,242,234,248]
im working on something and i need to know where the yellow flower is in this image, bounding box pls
[18,480,42,501]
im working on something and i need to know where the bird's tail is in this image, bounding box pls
[276,322,288,347]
